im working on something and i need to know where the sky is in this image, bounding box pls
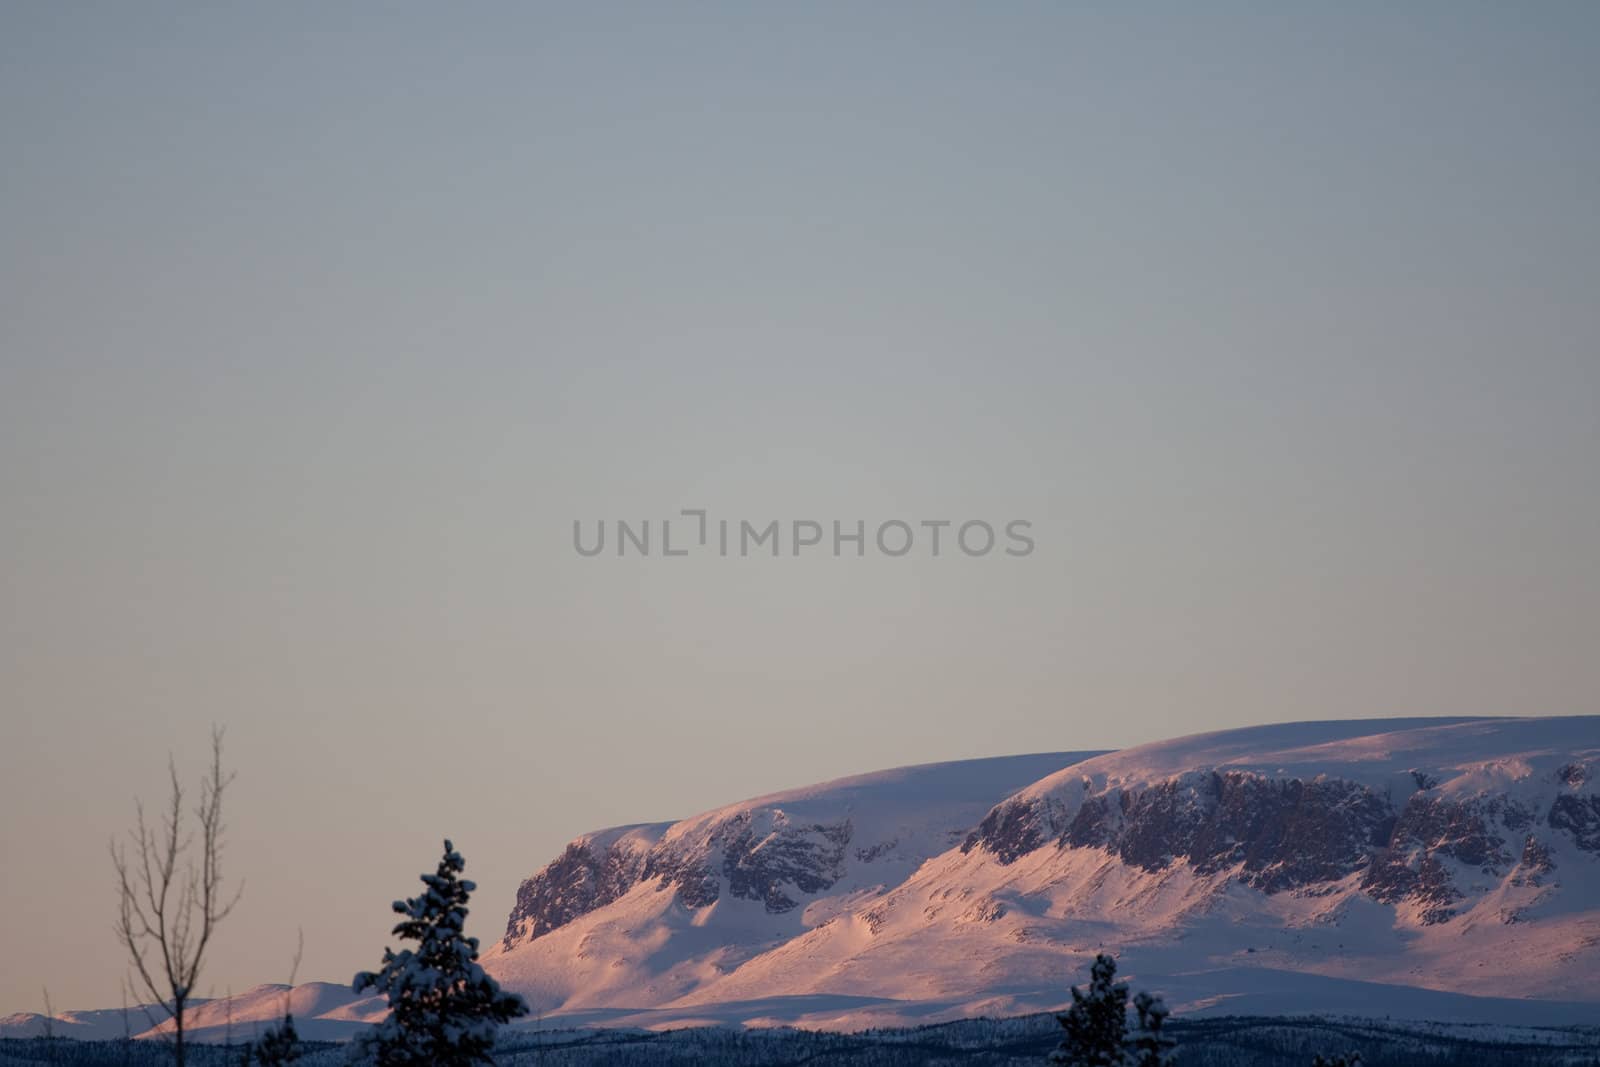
[2,0,1598,1017]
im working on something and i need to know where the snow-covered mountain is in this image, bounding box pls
[134,982,382,1043]
[0,985,384,1044]
[0,1003,184,1043]
[17,717,1600,1040]
[482,717,1600,1030]
[482,752,1095,1023]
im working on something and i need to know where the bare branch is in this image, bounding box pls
[281,926,306,1021]
[110,727,239,1067]
[127,973,170,1049]
[288,927,304,988]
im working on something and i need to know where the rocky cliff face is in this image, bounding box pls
[963,751,1598,926]
[654,810,855,913]
[501,811,863,948]
[502,833,659,946]
[498,751,1090,951]
[967,771,1396,889]
[485,720,1600,1029]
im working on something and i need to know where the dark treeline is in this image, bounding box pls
[8,1015,1600,1067]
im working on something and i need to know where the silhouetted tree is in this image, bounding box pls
[350,839,527,1065]
[254,929,307,1065]
[1051,953,1176,1066]
[1128,990,1176,1067]
[110,727,242,1067]
[41,986,58,1065]
[1053,954,1129,1066]
[252,1012,302,1065]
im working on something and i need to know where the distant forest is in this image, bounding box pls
[7,1013,1600,1067]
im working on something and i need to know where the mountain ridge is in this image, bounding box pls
[484,715,1600,1030]
[12,717,1600,1040]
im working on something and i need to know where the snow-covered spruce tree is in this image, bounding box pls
[1050,954,1176,1066]
[252,1013,302,1065]
[1051,954,1129,1066]
[1127,990,1175,1067]
[349,840,528,1065]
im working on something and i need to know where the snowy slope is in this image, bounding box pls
[480,752,1101,1018]
[0,1001,192,1042]
[0,985,387,1044]
[484,717,1600,1030]
[22,719,1600,1040]
[130,982,381,1043]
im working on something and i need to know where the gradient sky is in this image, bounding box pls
[3,1,1598,1016]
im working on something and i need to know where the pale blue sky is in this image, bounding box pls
[2,2,1597,1013]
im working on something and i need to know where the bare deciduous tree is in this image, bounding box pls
[283,926,304,1016]
[111,727,242,1066]
[250,928,306,1066]
[41,986,57,1064]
